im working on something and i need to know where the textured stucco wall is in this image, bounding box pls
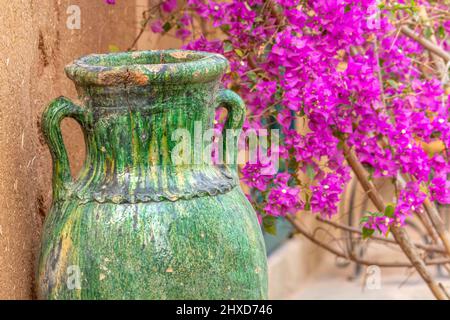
[0,0,137,299]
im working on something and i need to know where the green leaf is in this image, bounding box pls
[304,201,311,211]
[386,79,398,89]
[424,27,432,39]
[359,216,370,224]
[247,70,258,82]
[305,164,315,180]
[162,22,172,32]
[367,166,374,181]
[254,17,264,23]
[438,25,445,39]
[263,216,277,236]
[362,227,375,240]
[108,44,120,53]
[360,210,385,225]
[370,211,384,217]
[304,194,311,211]
[223,40,233,53]
[384,204,395,218]
[264,223,277,236]
[420,184,429,197]
[234,49,245,57]
[220,24,231,33]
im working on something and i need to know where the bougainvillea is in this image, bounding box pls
[127,0,450,237]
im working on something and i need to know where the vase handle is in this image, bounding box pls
[215,88,246,171]
[42,97,89,201]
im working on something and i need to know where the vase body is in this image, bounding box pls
[36,50,268,299]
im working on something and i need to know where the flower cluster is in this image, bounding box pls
[264,173,304,216]
[138,0,450,235]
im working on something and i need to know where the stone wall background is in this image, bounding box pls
[0,0,137,299]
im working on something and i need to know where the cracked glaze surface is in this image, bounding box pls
[36,50,268,299]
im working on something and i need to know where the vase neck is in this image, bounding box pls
[65,81,238,203]
[80,81,220,166]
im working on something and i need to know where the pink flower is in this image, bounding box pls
[241,162,273,192]
[395,182,426,223]
[150,20,163,33]
[364,215,391,236]
[264,175,304,216]
[430,177,450,204]
[310,174,344,218]
[179,13,191,26]
[175,28,191,41]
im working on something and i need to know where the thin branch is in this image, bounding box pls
[128,2,164,51]
[342,143,448,300]
[439,283,450,299]
[405,173,450,257]
[417,6,448,81]
[266,0,285,26]
[286,215,450,268]
[423,197,450,256]
[316,217,447,254]
[400,26,450,63]
[396,174,446,252]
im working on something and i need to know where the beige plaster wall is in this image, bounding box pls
[0,0,137,299]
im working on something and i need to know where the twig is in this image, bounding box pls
[396,174,447,259]
[128,2,164,51]
[405,173,450,257]
[418,6,448,81]
[266,0,285,26]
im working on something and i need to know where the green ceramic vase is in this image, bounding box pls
[36,50,268,300]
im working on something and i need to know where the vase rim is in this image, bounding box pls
[65,50,229,87]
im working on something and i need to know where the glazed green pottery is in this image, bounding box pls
[36,50,268,299]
